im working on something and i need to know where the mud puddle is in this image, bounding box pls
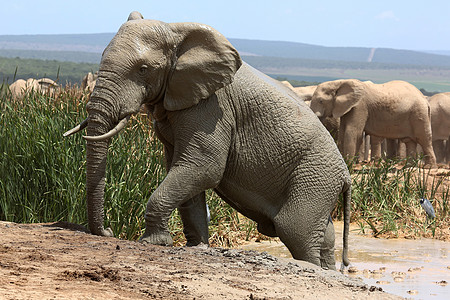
[239,226,449,299]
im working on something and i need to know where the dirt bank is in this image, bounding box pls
[0,221,403,299]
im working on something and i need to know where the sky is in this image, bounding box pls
[1,0,450,51]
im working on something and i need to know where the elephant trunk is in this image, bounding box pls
[84,94,119,236]
[86,134,111,235]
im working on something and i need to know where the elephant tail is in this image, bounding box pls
[340,181,351,271]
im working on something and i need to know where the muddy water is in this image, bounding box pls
[239,226,449,299]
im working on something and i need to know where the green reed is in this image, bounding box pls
[0,86,246,243]
[346,158,449,238]
[1,85,448,243]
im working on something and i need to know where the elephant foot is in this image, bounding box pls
[139,230,173,246]
[187,242,209,249]
[90,227,114,237]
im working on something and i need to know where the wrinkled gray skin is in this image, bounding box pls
[69,12,351,270]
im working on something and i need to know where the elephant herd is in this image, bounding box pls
[7,71,98,100]
[283,80,450,166]
[8,77,59,99]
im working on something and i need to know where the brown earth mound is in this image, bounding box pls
[0,221,402,299]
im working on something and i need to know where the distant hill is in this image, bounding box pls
[228,38,450,67]
[1,33,450,92]
[0,33,113,53]
[2,33,450,67]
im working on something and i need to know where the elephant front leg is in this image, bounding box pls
[178,192,210,246]
[140,165,220,246]
[341,126,363,161]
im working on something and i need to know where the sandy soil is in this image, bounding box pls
[0,221,402,300]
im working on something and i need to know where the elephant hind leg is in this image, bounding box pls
[320,217,336,270]
[274,203,328,267]
[433,140,446,164]
[411,118,436,166]
[257,220,277,237]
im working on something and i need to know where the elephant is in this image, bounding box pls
[280,80,294,89]
[65,12,351,270]
[9,77,58,99]
[429,92,450,164]
[81,72,98,92]
[310,79,437,166]
[8,79,28,99]
[279,82,317,105]
[33,78,58,94]
[280,83,341,141]
[293,85,317,105]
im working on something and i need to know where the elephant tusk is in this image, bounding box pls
[63,118,88,137]
[83,115,131,142]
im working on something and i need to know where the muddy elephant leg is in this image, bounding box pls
[405,140,418,165]
[386,139,398,159]
[447,138,450,165]
[157,144,210,246]
[406,141,417,157]
[358,132,369,162]
[398,141,406,159]
[433,140,446,164]
[370,136,383,160]
[364,133,370,162]
[320,216,336,270]
[140,165,218,246]
[178,192,209,246]
[274,188,331,267]
[340,125,363,162]
[414,130,437,167]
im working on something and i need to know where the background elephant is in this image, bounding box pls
[81,72,98,92]
[8,79,28,98]
[66,12,351,270]
[279,82,316,105]
[293,85,317,105]
[429,92,450,164]
[310,79,436,166]
[9,77,58,99]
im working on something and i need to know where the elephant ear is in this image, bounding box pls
[332,80,362,119]
[164,23,242,111]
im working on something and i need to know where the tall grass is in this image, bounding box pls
[345,159,450,238]
[1,85,448,245]
[0,85,250,245]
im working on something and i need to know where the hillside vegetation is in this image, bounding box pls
[1,34,450,91]
[0,56,99,85]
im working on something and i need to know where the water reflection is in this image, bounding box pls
[238,226,449,299]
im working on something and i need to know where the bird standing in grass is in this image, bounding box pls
[419,198,436,219]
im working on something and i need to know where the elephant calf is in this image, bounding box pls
[65,12,351,270]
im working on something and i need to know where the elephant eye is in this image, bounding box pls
[139,65,148,75]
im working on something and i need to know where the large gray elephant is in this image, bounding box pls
[65,12,351,270]
[310,79,436,166]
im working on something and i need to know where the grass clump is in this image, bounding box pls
[347,159,449,239]
[0,85,253,244]
[1,84,448,245]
